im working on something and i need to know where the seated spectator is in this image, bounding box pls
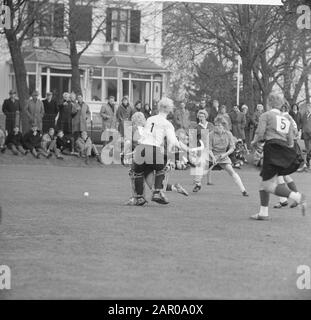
[56,130,77,156]
[75,131,101,164]
[0,127,6,153]
[23,124,50,159]
[41,128,63,160]
[5,126,27,155]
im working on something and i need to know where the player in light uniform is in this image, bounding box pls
[132,97,188,205]
[251,93,307,220]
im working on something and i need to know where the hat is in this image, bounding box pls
[32,90,39,96]
[46,92,53,96]
[9,90,16,94]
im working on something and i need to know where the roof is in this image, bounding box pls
[13,50,168,72]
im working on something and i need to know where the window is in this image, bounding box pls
[70,5,92,41]
[28,75,36,95]
[28,2,64,38]
[104,68,118,78]
[106,8,141,43]
[91,79,102,101]
[104,80,117,100]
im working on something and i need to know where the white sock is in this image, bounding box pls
[279,197,288,204]
[259,206,269,217]
[171,185,177,192]
[288,192,301,203]
[232,172,246,192]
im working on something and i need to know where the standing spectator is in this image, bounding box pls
[151,100,159,116]
[143,103,152,119]
[5,126,27,155]
[2,90,20,134]
[215,105,232,131]
[23,124,50,159]
[252,104,264,139]
[241,104,253,148]
[198,98,207,111]
[72,94,91,141]
[208,100,220,124]
[25,91,45,132]
[57,92,73,137]
[116,96,134,136]
[301,103,311,169]
[75,131,101,164]
[289,104,302,131]
[133,100,143,113]
[174,102,190,130]
[100,96,117,132]
[41,128,63,160]
[42,92,58,133]
[230,105,246,140]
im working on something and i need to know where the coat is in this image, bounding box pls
[75,136,93,152]
[23,130,42,150]
[25,99,45,131]
[207,107,219,124]
[6,131,23,146]
[72,102,90,133]
[57,100,73,135]
[230,111,246,140]
[2,98,20,133]
[174,109,190,129]
[100,102,117,131]
[116,103,135,136]
[42,99,58,132]
[301,111,311,140]
[289,110,302,130]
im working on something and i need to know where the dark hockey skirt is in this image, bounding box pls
[260,139,303,181]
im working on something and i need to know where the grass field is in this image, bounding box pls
[0,158,311,299]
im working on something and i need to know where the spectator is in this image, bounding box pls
[151,100,159,116]
[42,92,58,133]
[174,102,190,130]
[72,94,91,140]
[230,105,246,140]
[5,126,27,155]
[41,128,63,160]
[198,98,207,111]
[208,100,220,124]
[133,100,143,113]
[57,92,73,136]
[289,104,302,131]
[143,103,152,119]
[116,96,134,136]
[2,90,20,134]
[241,104,253,148]
[23,124,50,159]
[56,130,76,156]
[215,105,232,131]
[301,103,311,169]
[25,90,45,132]
[252,104,264,139]
[75,131,101,164]
[100,96,117,133]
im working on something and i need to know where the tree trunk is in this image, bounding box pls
[5,29,29,132]
[70,52,82,95]
[241,55,254,112]
[305,76,310,103]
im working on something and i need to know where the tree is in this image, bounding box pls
[2,0,50,132]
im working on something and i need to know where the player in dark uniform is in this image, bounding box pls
[251,93,307,220]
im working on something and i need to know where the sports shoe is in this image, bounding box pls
[193,184,201,192]
[207,182,214,186]
[242,191,249,197]
[290,201,298,208]
[136,196,148,206]
[297,164,308,172]
[250,213,270,221]
[174,183,189,196]
[299,193,307,216]
[152,191,169,205]
[273,201,288,209]
[56,155,64,160]
[125,197,137,206]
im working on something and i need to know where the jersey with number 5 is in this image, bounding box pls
[139,114,179,149]
[255,109,294,146]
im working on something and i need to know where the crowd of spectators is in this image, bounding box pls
[1,89,311,170]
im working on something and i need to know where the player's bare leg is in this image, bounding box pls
[223,164,249,197]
